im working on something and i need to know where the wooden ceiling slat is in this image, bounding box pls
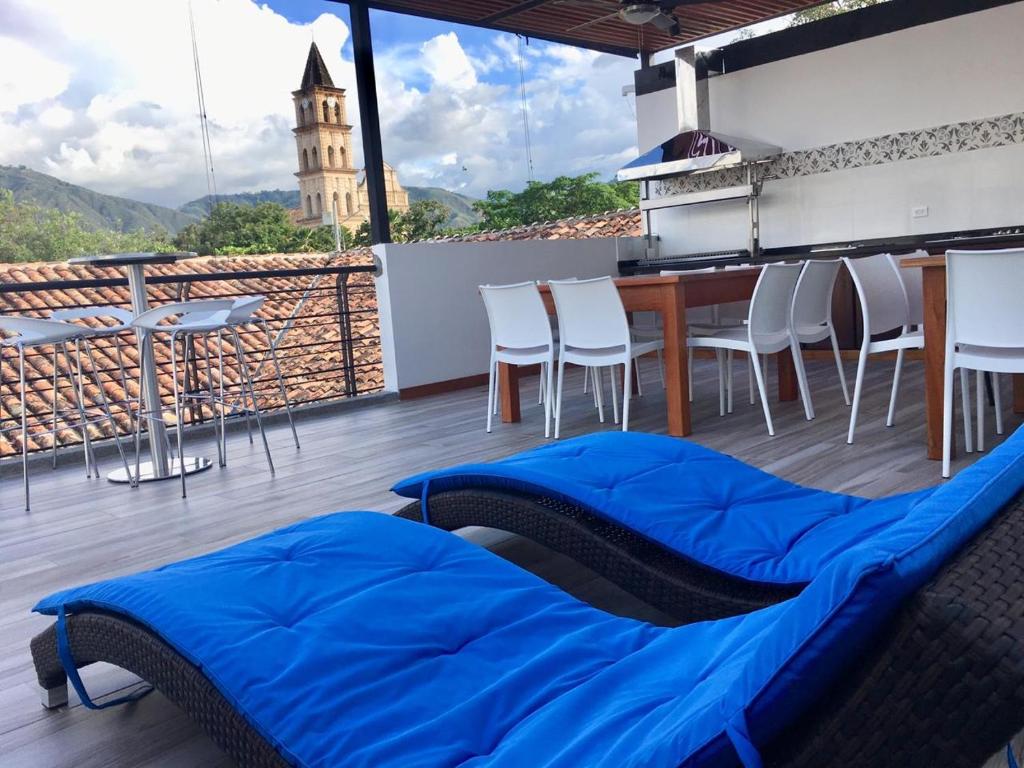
[345,0,832,56]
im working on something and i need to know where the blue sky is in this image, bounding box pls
[0,0,766,208]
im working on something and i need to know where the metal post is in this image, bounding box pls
[349,0,391,244]
[336,273,357,397]
[127,264,171,479]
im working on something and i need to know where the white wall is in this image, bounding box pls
[374,238,633,391]
[636,3,1024,253]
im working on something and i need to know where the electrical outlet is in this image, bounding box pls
[912,206,929,219]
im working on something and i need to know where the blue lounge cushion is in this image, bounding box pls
[393,432,940,584]
[35,428,1024,767]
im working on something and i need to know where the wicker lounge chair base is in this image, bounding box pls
[397,490,803,623]
[32,496,1024,768]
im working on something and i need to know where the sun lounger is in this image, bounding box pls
[30,431,1024,767]
[393,431,948,620]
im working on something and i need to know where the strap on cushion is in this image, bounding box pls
[56,605,153,710]
[420,479,431,524]
[725,710,763,768]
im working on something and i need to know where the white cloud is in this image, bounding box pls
[0,0,640,209]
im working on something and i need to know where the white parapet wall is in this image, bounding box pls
[636,2,1024,254]
[373,237,638,393]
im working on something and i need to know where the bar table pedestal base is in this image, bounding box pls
[108,457,214,484]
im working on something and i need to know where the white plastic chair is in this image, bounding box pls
[549,277,663,437]
[688,263,813,436]
[842,254,924,444]
[942,248,1024,478]
[790,259,850,407]
[480,282,555,438]
[0,316,134,510]
[133,299,274,498]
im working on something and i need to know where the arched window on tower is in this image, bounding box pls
[316,192,322,216]
[327,146,335,168]
[322,100,330,122]
[302,148,309,170]
[297,105,304,127]
[345,192,354,215]
[339,146,346,168]
[305,195,312,217]
[311,146,318,168]
[334,103,341,123]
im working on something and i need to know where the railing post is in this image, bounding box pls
[336,272,357,397]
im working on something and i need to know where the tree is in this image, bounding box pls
[172,201,336,255]
[0,189,170,263]
[349,199,453,246]
[472,173,638,230]
[789,0,888,25]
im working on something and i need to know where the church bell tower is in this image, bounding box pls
[292,42,359,227]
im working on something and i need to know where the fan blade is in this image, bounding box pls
[649,10,681,35]
[564,9,622,33]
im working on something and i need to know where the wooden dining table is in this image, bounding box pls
[901,253,1024,461]
[497,271,798,437]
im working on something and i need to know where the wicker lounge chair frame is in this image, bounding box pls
[396,489,805,622]
[31,493,1024,768]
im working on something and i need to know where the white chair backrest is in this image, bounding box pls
[843,253,909,336]
[548,276,630,350]
[748,263,804,338]
[227,296,266,324]
[792,259,841,329]
[947,248,1024,349]
[132,299,235,331]
[479,282,553,351]
[0,316,79,345]
[888,251,924,327]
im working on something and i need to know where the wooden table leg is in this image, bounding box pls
[776,352,797,402]
[499,362,521,423]
[922,266,950,460]
[661,284,691,437]
[1014,374,1024,415]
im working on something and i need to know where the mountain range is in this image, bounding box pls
[1,165,481,234]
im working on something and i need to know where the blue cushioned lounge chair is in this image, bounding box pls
[393,431,947,621]
[29,429,1024,767]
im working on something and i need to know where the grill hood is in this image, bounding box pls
[618,47,780,182]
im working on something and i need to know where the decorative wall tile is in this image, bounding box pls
[655,111,1024,197]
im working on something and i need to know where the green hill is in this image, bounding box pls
[181,186,480,229]
[0,165,198,234]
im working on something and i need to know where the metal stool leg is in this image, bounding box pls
[169,331,188,498]
[19,346,30,511]
[260,320,299,450]
[216,331,228,465]
[67,340,98,479]
[200,333,225,468]
[232,329,274,475]
[82,338,135,487]
[51,348,59,468]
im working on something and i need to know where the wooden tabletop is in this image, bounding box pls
[536,268,764,290]
[901,254,944,269]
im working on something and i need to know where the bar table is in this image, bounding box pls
[68,252,213,483]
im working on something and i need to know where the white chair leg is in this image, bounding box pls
[538,363,545,405]
[791,339,815,421]
[657,347,665,389]
[583,364,589,394]
[942,358,955,478]
[594,367,606,423]
[717,351,726,417]
[688,347,694,403]
[610,366,620,425]
[994,373,1005,435]
[634,357,644,398]
[886,348,905,427]
[751,350,775,436]
[622,358,633,431]
[554,358,566,440]
[748,354,755,406]
[486,355,496,433]
[726,350,734,414]
[492,360,500,415]
[544,356,554,439]
[829,325,851,406]
[976,369,985,452]
[847,348,869,445]
[960,367,973,454]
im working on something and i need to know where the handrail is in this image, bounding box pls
[0,264,376,293]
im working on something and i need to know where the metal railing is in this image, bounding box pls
[0,263,381,458]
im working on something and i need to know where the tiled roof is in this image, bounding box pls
[1,251,379,457]
[0,208,640,458]
[431,208,641,243]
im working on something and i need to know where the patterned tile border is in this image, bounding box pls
[656,111,1024,196]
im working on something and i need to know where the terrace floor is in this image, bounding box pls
[2,355,1020,767]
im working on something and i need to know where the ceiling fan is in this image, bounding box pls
[552,0,709,36]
